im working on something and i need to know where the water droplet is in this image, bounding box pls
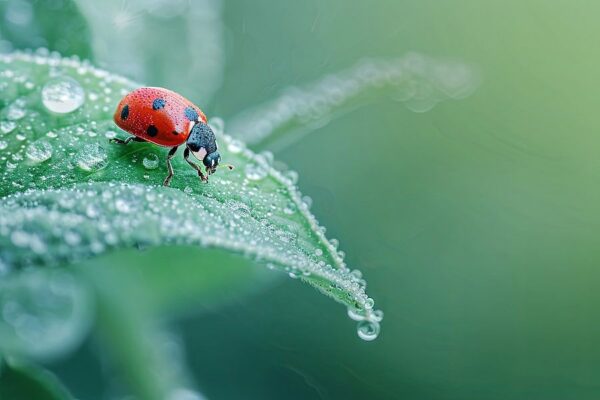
[315,248,323,256]
[285,170,299,184]
[347,307,366,321]
[227,139,244,154]
[5,0,33,26]
[350,269,363,280]
[0,121,16,134]
[104,130,117,139]
[364,297,375,310]
[288,269,302,279]
[245,163,268,181]
[371,309,384,322]
[356,320,380,341]
[142,153,159,170]
[115,198,133,213]
[64,231,81,246]
[10,230,29,247]
[283,202,296,215]
[26,140,53,163]
[85,204,100,218]
[0,141,7,150]
[184,186,193,195]
[7,100,26,120]
[302,195,313,209]
[260,151,274,165]
[75,143,108,171]
[41,76,85,114]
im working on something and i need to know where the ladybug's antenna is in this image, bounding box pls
[221,164,234,170]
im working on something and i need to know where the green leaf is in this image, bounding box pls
[228,53,480,150]
[0,0,93,59]
[0,51,382,345]
[0,358,74,400]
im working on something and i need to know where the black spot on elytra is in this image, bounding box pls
[172,131,179,135]
[147,125,158,137]
[152,98,166,110]
[184,106,199,121]
[120,104,129,120]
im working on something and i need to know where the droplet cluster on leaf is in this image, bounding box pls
[0,49,383,341]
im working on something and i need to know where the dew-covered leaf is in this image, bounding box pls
[228,53,480,150]
[0,51,382,341]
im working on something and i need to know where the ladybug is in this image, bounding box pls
[111,87,231,186]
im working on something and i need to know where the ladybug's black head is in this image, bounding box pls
[203,151,220,175]
[186,121,219,172]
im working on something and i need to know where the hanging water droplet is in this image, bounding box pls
[350,269,363,280]
[26,140,53,163]
[259,151,274,165]
[288,268,302,279]
[142,153,159,170]
[285,170,299,184]
[302,195,313,209]
[245,163,268,181]
[75,143,108,171]
[370,309,384,322]
[0,121,16,134]
[347,307,366,321]
[41,76,85,114]
[356,320,380,341]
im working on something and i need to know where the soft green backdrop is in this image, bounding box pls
[4,0,600,399]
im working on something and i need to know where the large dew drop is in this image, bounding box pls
[0,120,16,134]
[142,153,160,170]
[26,140,53,163]
[244,163,268,181]
[356,320,381,341]
[75,143,108,171]
[41,76,85,114]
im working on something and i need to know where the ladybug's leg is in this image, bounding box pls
[163,146,179,187]
[109,136,145,145]
[183,148,207,182]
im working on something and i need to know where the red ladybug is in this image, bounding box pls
[111,87,230,186]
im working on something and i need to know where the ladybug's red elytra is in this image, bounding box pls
[111,87,231,186]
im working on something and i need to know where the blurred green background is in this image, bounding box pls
[2,0,600,399]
